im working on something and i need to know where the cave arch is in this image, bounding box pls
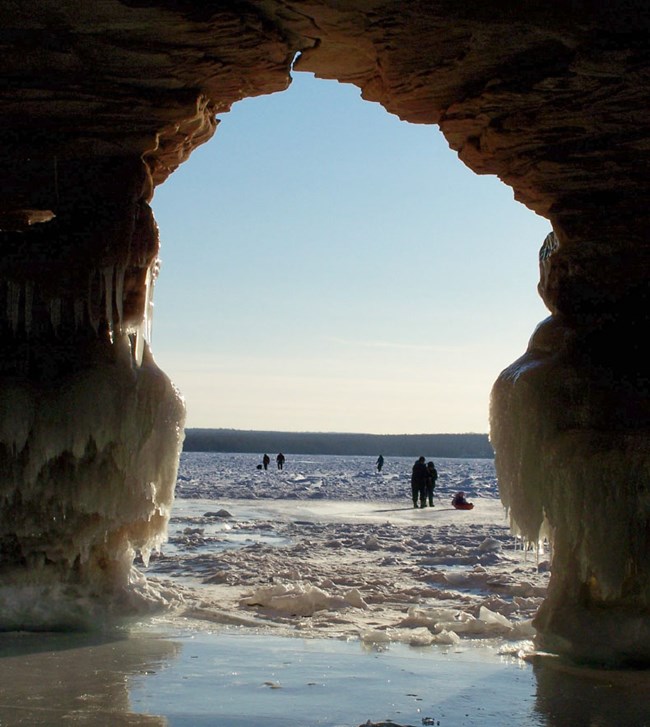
[150,70,550,433]
[0,1,648,665]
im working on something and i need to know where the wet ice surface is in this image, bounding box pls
[3,625,650,726]
[129,629,543,727]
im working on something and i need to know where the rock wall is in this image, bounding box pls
[0,1,648,659]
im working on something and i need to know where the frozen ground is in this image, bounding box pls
[1,453,649,726]
[145,454,548,649]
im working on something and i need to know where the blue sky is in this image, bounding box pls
[150,72,550,434]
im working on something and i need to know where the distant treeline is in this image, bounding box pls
[183,429,494,458]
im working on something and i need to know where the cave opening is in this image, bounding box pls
[150,71,550,435]
[1,2,646,667]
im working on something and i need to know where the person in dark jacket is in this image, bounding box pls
[276,452,285,470]
[426,461,438,506]
[262,454,271,470]
[376,454,384,472]
[410,456,429,508]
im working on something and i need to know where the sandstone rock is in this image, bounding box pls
[0,0,648,664]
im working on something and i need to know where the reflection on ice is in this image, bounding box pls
[531,653,650,727]
[0,624,647,727]
[0,628,178,725]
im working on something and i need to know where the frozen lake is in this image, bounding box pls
[0,453,648,725]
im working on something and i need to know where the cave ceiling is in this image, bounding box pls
[1,0,649,246]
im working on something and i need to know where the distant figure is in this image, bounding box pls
[426,461,438,506]
[262,453,270,471]
[410,456,429,508]
[276,452,285,470]
[452,491,474,510]
[376,454,384,472]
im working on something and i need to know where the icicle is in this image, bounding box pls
[49,298,62,334]
[6,281,21,334]
[134,322,145,366]
[23,281,33,337]
[115,265,125,334]
[53,155,59,207]
[130,258,161,365]
[135,268,151,366]
[103,266,114,342]
[73,298,84,331]
[87,271,101,335]
[146,259,160,344]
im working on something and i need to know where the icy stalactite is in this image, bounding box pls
[115,264,125,332]
[102,266,114,339]
[23,281,33,336]
[49,297,62,334]
[490,314,650,665]
[0,260,142,349]
[133,262,157,366]
[87,270,102,335]
[73,297,85,330]
[0,334,186,629]
[6,281,20,333]
[98,264,129,342]
[0,263,139,350]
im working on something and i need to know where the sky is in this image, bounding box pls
[150,71,551,435]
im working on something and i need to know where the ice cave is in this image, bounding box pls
[0,1,648,665]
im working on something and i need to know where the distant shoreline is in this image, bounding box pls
[182,428,494,459]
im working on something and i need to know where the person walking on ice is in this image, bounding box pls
[276,452,285,470]
[376,454,384,472]
[410,456,429,508]
[426,461,438,506]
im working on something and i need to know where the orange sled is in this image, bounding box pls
[452,501,474,510]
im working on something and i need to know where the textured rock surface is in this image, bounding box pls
[0,1,648,659]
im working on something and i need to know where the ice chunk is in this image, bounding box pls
[364,535,380,550]
[479,537,502,553]
[343,588,369,609]
[432,629,461,645]
[478,605,512,630]
[405,627,435,646]
[241,582,359,616]
[359,629,393,644]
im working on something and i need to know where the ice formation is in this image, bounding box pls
[241,582,369,616]
[0,255,185,628]
[490,232,650,666]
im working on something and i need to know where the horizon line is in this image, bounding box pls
[184,427,490,436]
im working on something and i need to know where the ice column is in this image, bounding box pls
[0,334,185,628]
[0,157,186,628]
[490,231,650,666]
